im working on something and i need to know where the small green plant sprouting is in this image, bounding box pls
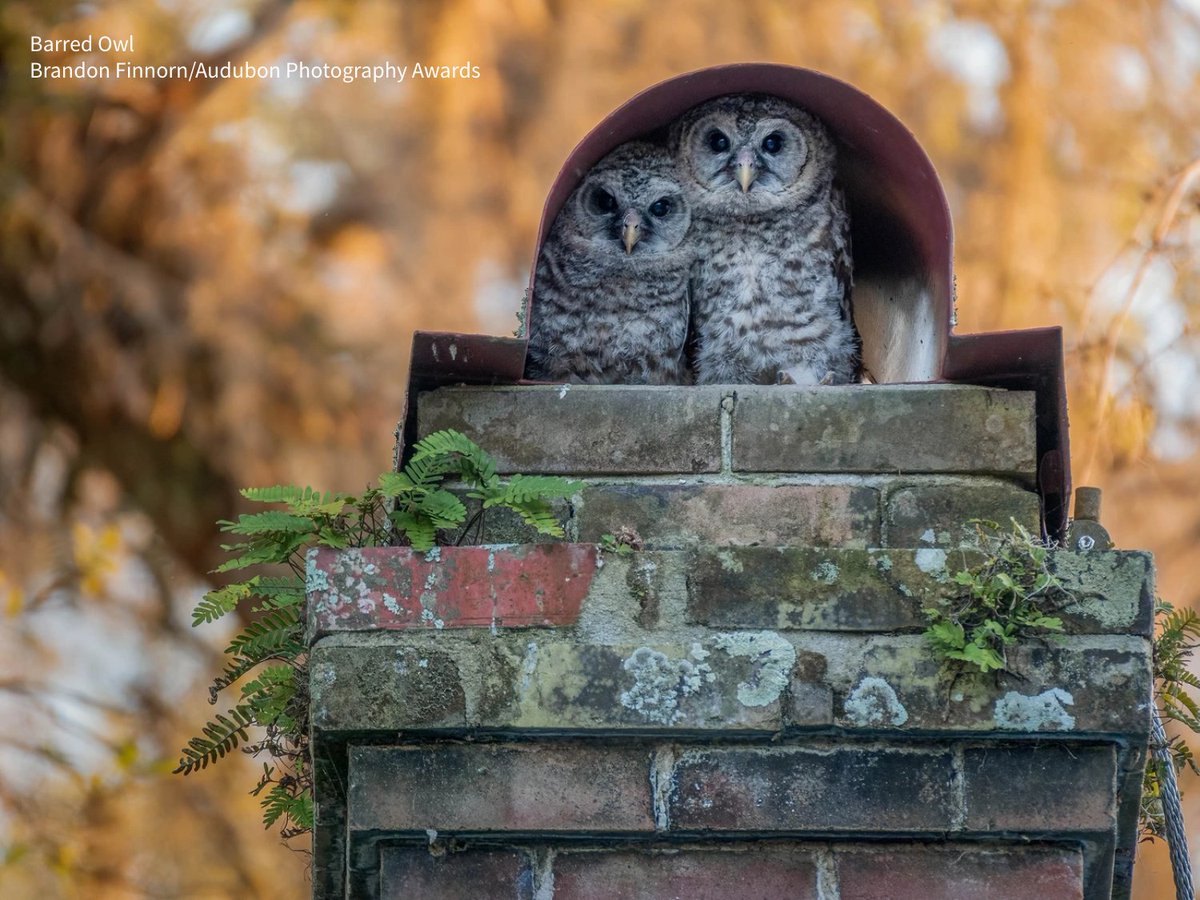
[598,525,644,556]
[922,520,1067,675]
[174,430,581,840]
[1141,599,1200,842]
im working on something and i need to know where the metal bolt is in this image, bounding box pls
[1076,535,1096,552]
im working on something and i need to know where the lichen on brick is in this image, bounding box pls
[619,647,711,724]
[810,560,840,584]
[994,688,1076,732]
[914,548,948,578]
[844,676,909,727]
[711,631,795,707]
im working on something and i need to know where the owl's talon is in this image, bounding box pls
[819,371,835,386]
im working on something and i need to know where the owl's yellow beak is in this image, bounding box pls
[621,209,643,254]
[735,149,758,193]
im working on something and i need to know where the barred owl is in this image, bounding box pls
[672,94,859,385]
[525,142,693,385]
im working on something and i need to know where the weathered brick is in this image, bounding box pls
[963,744,1116,832]
[307,544,598,636]
[837,845,1084,900]
[686,548,1154,637]
[731,385,1036,479]
[552,846,819,899]
[687,547,934,631]
[348,745,656,832]
[310,643,466,733]
[1052,551,1155,637]
[883,481,1040,548]
[380,848,532,900]
[416,385,724,474]
[576,483,879,549]
[475,637,790,731]
[669,746,956,831]
[837,637,1152,736]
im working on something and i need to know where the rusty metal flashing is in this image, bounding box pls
[400,64,1071,539]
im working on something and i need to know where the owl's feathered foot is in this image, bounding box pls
[777,366,835,386]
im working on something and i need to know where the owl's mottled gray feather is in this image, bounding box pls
[672,94,860,385]
[525,142,693,385]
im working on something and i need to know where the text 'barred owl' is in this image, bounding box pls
[524,142,693,385]
[672,94,860,385]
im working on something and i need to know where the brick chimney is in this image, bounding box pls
[307,383,1152,900]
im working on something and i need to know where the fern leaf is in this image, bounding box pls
[221,511,316,536]
[377,471,422,497]
[482,474,582,508]
[403,458,458,494]
[505,498,565,537]
[388,510,436,551]
[193,578,258,626]
[173,705,254,774]
[410,429,498,487]
[225,608,303,659]
[214,536,307,573]
[417,490,468,529]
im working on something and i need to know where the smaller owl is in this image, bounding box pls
[672,94,859,386]
[525,142,694,385]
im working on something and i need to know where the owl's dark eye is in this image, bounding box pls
[649,197,673,218]
[762,132,784,154]
[591,189,618,213]
[706,130,730,153]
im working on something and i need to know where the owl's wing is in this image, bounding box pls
[830,182,854,323]
[682,260,701,378]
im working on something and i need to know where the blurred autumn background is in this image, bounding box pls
[1,0,1198,896]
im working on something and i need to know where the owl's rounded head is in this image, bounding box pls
[672,94,836,215]
[558,142,691,268]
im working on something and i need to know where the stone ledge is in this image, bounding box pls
[309,632,1149,737]
[729,385,1036,479]
[307,546,1153,640]
[417,385,725,475]
[413,384,1037,479]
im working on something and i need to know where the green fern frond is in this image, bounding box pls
[482,474,582,507]
[240,485,350,515]
[173,705,255,774]
[260,784,314,830]
[214,536,307,573]
[395,454,456,492]
[411,429,498,487]
[416,490,468,529]
[221,511,316,536]
[225,608,303,659]
[505,498,565,537]
[193,578,258,626]
[389,510,436,552]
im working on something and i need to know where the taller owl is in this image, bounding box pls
[672,94,860,385]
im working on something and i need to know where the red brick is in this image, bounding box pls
[576,483,879,549]
[552,846,818,899]
[308,544,597,634]
[348,745,655,832]
[670,747,956,831]
[380,848,532,899]
[837,845,1084,900]
[963,745,1116,832]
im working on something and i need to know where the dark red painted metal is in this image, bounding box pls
[401,64,1072,539]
